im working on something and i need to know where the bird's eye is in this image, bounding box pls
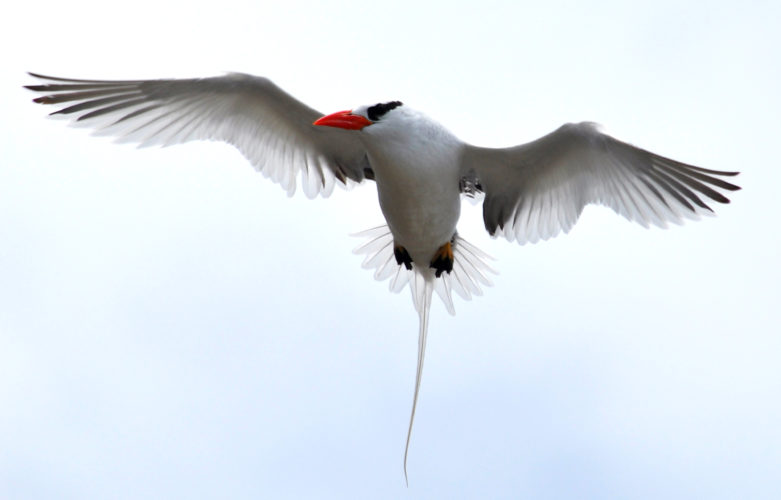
[367,101,403,121]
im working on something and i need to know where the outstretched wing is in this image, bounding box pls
[460,122,740,244]
[25,72,371,198]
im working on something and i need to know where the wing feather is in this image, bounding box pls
[461,122,740,243]
[25,72,370,198]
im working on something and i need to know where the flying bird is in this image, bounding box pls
[25,72,740,481]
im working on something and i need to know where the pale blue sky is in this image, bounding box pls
[2,1,780,498]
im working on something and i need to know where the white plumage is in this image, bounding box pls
[25,71,740,482]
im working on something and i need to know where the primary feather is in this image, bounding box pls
[462,122,740,244]
[26,72,371,198]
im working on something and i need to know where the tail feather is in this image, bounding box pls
[404,270,433,485]
[351,225,497,483]
[352,225,496,314]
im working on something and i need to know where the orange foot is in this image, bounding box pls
[429,241,454,278]
[394,245,413,270]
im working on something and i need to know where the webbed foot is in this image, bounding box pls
[429,241,454,278]
[394,245,413,270]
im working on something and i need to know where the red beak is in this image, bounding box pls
[313,110,372,130]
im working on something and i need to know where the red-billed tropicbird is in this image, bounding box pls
[25,72,740,481]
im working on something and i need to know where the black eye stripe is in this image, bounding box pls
[367,101,403,121]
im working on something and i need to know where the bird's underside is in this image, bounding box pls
[24,71,741,483]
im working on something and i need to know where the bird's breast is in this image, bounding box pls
[369,140,463,264]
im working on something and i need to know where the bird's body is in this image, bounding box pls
[24,71,740,482]
[364,106,463,267]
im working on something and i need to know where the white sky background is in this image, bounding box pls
[1,0,779,498]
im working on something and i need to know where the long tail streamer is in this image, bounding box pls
[352,226,496,483]
[404,271,433,484]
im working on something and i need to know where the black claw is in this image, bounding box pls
[394,245,413,270]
